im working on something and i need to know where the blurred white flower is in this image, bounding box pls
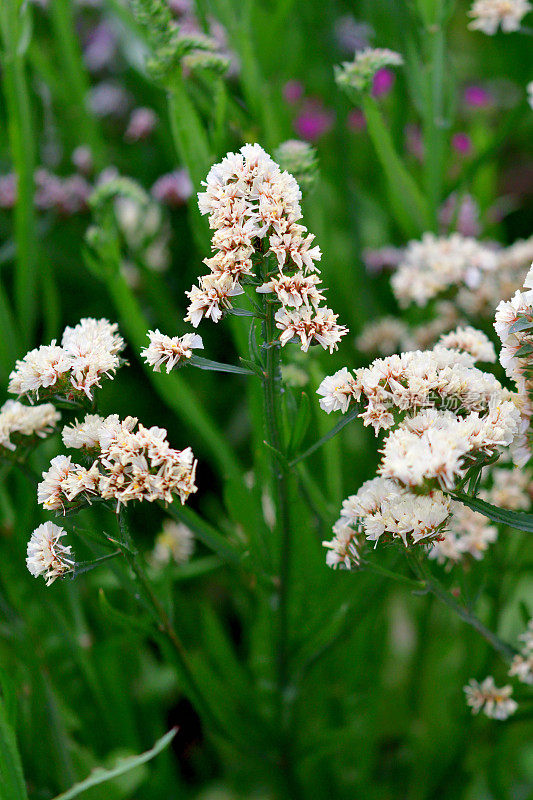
[0,400,60,452]
[464,677,517,719]
[152,519,194,566]
[468,0,531,34]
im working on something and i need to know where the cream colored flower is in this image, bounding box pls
[0,400,60,451]
[141,330,204,373]
[26,522,74,586]
[468,0,531,34]
[152,520,195,565]
[464,677,517,719]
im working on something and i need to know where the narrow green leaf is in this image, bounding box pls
[288,392,311,457]
[289,408,359,468]
[452,492,533,532]
[0,694,28,800]
[238,357,265,378]
[226,307,257,318]
[509,316,533,334]
[361,96,431,237]
[189,355,255,375]
[51,728,177,800]
[164,503,243,567]
[515,343,533,358]
[98,589,154,637]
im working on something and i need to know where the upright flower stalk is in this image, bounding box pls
[141,143,347,786]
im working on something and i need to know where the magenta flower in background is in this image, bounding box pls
[439,193,481,238]
[72,146,93,176]
[372,68,395,98]
[168,0,192,14]
[152,169,193,207]
[452,133,472,155]
[125,108,158,142]
[333,15,373,53]
[405,124,424,162]
[347,109,366,132]
[294,100,334,141]
[464,85,492,108]
[283,80,304,105]
[83,23,117,73]
[88,82,131,119]
[0,174,16,209]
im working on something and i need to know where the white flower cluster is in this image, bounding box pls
[8,318,125,402]
[456,235,533,317]
[152,519,195,566]
[464,677,517,720]
[494,265,533,465]
[391,233,497,308]
[114,194,170,278]
[509,619,533,685]
[323,477,451,568]
[141,330,204,373]
[26,521,74,586]
[0,400,60,452]
[185,143,347,353]
[39,414,197,511]
[318,346,509,432]
[468,0,531,34]
[489,465,532,509]
[356,303,461,357]
[380,403,518,490]
[335,48,403,95]
[429,465,532,567]
[319,339,521,567]
[428,502,498,566]
[494,270,533,390]
[437,326,496,363]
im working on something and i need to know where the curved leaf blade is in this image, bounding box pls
[52,728,177,800]
[452,492,533,532]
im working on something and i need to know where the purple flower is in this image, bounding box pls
[347,109,366,132]
[151,169,193,207]
[0,174,16,209]
[88,82,131,119]
[372,68,395,98]
[452,133,472,155]
[294,101,334,141]
[72,146,93,176]
[83,23,117,73]
[362,246,404,274]
[34,169,91,216]
[333,16,373,53]
[168,0,192,15]
[405,124,424,162]
[439,194,481,237]
[283,80,304,105]
[464,85,492,108]
[125,108,158,142]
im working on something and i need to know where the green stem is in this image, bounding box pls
[47,0,105,165]
[261,293,301,796]
[408,553,516,662]
[423,12,447,227]
[361,95,431,238]
[116,510,237,745]
[0,0,38,346]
